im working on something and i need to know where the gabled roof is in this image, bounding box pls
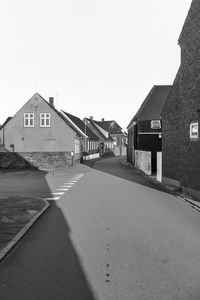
[128,85,171,127]
[0,117,12,130]
[85,118,113,141]
[0,93,83,139]
[95,120,125,135]
[178,0,200,45]
[33,93,83,138]
[62,112,99,140]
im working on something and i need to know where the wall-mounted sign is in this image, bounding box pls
[190,122,198,139]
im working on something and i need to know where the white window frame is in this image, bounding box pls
[40,113,50,127]
[151,120,161,129]
[190,122,198,139]
[24,113,34,127]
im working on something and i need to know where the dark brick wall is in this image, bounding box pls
[162,0,200,191]
[179,36,200,190]
[0,152,81,169]
[161,70,181,182]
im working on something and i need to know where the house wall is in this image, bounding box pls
[178,33,200,191]
[138,133,162,153]
[2,95,77,152]
[162,71,181,184]
[162,0,200,193]
[138,120,161,133]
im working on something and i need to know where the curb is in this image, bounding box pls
[0,199,49,261]
[175,194,200,212]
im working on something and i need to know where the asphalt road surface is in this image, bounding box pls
[1,157,200,299]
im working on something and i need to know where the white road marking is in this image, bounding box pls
[60,185,73,188]
[52,192,65,195]
[44,197,60,201]
[44,173,84,201]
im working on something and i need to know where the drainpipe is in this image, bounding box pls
[2,126,5,146]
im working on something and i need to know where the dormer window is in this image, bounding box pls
[24,113,34,127]
[151,120,161,129]
[40,113,50,127]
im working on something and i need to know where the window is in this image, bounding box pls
[113,137,117,146]
[190,122,198,140]
[151,120,161,129]
[75,139,80,153]
[24,113,34,127]
[40,113,50,127]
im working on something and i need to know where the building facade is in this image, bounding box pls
[95,119,127,156]
[162,0,200,196]
[127,85,171,174]
[0,93,82,168]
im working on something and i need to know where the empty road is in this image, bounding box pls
[1,157,200,299]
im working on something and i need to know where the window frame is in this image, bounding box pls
[24,113,34,127]
[40,113,51,127]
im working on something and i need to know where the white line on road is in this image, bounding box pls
[44,173,84,202]
[44,197,60,201]
[60,185,73,188]
[52,192,65,195]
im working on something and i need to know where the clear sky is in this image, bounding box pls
[0,0,192,130]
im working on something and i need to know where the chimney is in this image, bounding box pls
[101,118,105,122]
[90,116,93,120]
[49,97,54,107]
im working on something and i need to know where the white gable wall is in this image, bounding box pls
[3,94,77,152]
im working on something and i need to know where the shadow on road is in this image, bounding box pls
[0,169,96,300]
[89,156,170,194]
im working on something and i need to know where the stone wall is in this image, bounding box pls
[0,152,81,169]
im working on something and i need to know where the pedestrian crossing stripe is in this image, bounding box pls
[44,173,84,201]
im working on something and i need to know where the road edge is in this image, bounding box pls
[0,199,49,261]
[121,160,200,212]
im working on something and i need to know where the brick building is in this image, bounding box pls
[162,0,200,197]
